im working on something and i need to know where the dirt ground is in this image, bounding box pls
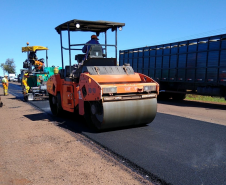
[0,87,153,185]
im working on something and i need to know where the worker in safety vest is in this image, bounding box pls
[22,73,30,94]
[2,75,9,96]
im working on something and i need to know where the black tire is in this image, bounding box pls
[171,93,186,100]
[49,93,63,116]
[73,105,80,117]
[24,96,28,102]
[83,102,100,131]
[84,102,94,126]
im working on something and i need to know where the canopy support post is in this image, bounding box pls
[67,23,72,73]
[60,29,64,70]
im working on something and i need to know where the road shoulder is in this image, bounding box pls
[0,87,152,185]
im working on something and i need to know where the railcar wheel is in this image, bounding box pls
[157,92,171,100]
[172,93,186,100]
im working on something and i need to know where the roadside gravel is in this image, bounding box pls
[0,87,153,185]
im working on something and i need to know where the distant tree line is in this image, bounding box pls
[1,59,16,75]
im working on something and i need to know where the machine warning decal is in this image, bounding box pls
[47,85,52,90]
[88,88,96,93]
[79,91,82,99]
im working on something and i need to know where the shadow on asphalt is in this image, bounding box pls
[158,99,226,111]
[23,111,96,134]
[9,82,21,85]
[23,110,149,135]
[53,111,149,134]
[24,113,53,121]
[8,97,20,100]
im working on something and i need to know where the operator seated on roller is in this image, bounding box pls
[82,35,102,60]
[29,51,44,71]
[72,64,78,74]
[70,64,79,78]
[34,59,45,71]
[28,51,38,63]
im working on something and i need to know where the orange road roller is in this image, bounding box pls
[47,19,159,130]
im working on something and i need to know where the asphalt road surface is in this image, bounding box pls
[4,82,226,185]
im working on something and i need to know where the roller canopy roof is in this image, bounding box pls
[22,46,48,52]
[55,19,125,34]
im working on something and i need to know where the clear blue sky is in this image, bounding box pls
[0,0,226,76]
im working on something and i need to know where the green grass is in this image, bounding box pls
[185,94,226,103]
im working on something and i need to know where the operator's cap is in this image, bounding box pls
[91,35,99,40]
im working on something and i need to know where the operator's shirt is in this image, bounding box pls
[82,39,101,60]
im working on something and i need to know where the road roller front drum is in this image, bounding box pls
[84,98,157,130]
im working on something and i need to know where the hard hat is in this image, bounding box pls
[4,75,8,77]
[91,35,99,40]
[24,73,29,77]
